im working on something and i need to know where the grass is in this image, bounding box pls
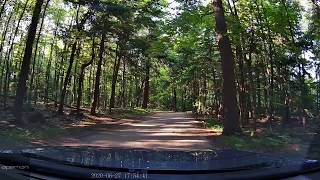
[220,133,301,152]
[0,125,68,147]
[110,108,153,119]
[30,126,67,139]
[0,128,31,144]
[203,118,223,134]
[202,117,304,153]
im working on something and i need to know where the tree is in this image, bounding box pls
[29,0,51,103]
[77,38,95,112]
[58,7,91,114]
[142,58,150,109]
[91,33,105,115]
[212,0,241,135]
[109,43,121,112]
[2,0,30,108]
[58,41,77,114]
[14,0,45,120]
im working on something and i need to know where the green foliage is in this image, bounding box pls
[205,119,223,133]
[110,108,153,119]
[221,132,301,152]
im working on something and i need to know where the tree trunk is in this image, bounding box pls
[142,59,150,109]
[28,0,50,102]
[109,45,120,113]
[135,76,142,107]
[91,34,105,115]
[246,29,257,131]
[72,46,80,105]
[172,86,177,112]
[227,0,248,126]
[14,0,45,120]
[77,38,95,112]
[2,0,29,107]
[44,25,57,104]
[121,58,126,108]
[58,41,77,114]
[212,0,241,135]
[0,8,14,93]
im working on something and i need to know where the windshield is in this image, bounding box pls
[0,0,320,177]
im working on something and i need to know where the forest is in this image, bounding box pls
[0,0,319,145]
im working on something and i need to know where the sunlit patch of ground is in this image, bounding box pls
[47,112,222,151]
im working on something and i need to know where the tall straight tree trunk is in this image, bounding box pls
[212,0,241,135]
[58,41,77,114]
[245,29,256,130]
[14,0,45,120]
[247,52,257,130]
[29,0,50,102]
[266,23,275,130]
[227,0,248,126]
[55,43,67,106]
[135,76,141,107]
[172,86,177,112]
[121,58,126,108]
[0,8,14,91]
[77,38,95,112]
[91,34,105,115]
[237,47,247,126]
[72,45,81,105]
[44,31,56,103]
[87,62,93,103]
[2,0,29,107]
[257,0,274,129]
[109,45,120,113]
[142,59,150,109]
[281,76,290,128]
[12,33,25,82]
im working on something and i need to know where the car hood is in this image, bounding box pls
[0,146,318,171]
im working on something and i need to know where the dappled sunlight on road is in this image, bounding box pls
[49,112,221,151]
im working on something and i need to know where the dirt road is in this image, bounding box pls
[53,112,219,150]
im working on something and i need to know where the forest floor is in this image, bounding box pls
[0,104,319,159]
[199,115,320,159]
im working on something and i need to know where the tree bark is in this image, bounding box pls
[14,0,45,120]
[58,41,77,114]
[212,0,241,135]
[44,24,57,104]
[121,57,126,108]
[91,34,105,115]
[142,59,150,109]
[0,7,14,90]
[172,86,177,112]
[76,38,95,112]
[2,0,30,107]
[109,45,120,113]
[29,0,50,102]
